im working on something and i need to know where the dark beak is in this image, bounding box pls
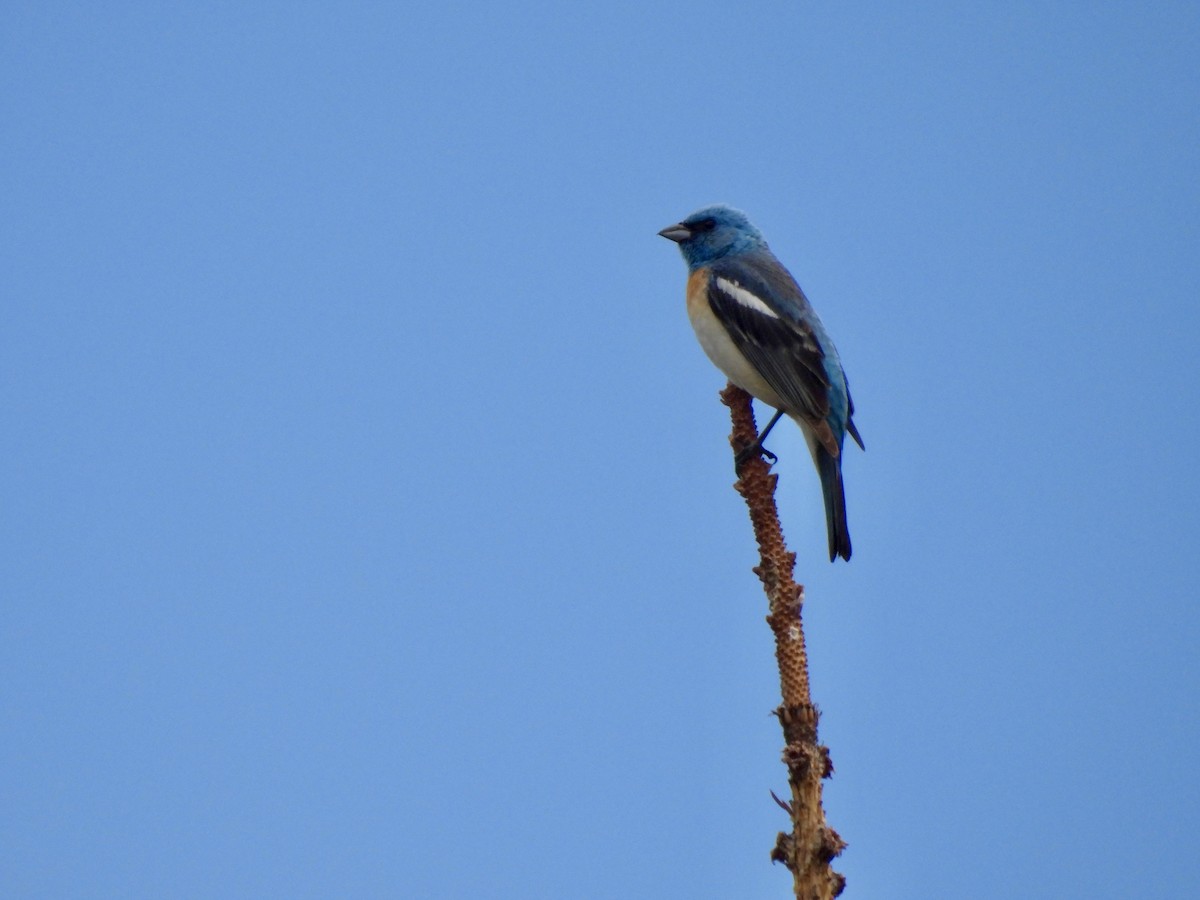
[657,222,691,243]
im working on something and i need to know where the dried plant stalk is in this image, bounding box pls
[720,383,847,900]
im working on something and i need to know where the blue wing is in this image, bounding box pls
[705,253,863,455]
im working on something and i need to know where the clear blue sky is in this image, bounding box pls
[4,3,1198,897]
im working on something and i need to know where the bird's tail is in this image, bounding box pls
[817,447,852,562]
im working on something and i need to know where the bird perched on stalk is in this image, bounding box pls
[659,205,864,562]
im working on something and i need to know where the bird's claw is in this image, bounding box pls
[735,442,777,471]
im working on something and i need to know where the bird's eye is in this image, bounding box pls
[692,218,717,233]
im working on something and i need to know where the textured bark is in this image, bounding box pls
[720,384,846,900]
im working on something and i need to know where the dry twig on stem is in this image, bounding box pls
[720,383,847,900]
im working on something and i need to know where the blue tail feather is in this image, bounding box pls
[817,447,852,562]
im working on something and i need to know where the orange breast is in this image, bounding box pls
[685,268,709,318]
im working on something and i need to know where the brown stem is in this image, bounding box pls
[719,383,847,900]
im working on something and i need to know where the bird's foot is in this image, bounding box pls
[735,441,777,471]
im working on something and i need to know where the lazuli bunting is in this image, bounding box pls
[659,205,864,562]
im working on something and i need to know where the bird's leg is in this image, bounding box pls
[735,408,785,469]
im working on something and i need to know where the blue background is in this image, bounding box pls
[4,3,1198,897]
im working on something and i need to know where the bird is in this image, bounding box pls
[659,205,864,562]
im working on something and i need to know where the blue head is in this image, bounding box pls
[658,205,768,270]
